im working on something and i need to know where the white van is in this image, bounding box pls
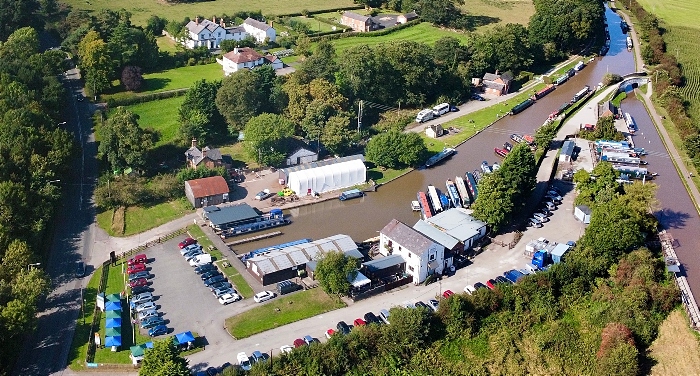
[432,103,450,117]
[415,109,434,123]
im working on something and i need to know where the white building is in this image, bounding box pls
[218,47,283,75]
[242,17,276,43]
[285,146,318,166]
[379,219,445,284]
[426,208,488,249]
[279,155,366,196]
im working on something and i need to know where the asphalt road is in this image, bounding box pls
[13,65,99,375]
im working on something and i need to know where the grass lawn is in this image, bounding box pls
[120,96,184,146]
[293,16,337,33]
[156,36,180,53]
[649,308,700,375]
[325,23,469,54]
[215,260,255,298]
[225,288,345,338]
[636,0,700,29]
[58,0,355,26]
[367,166,412,185]
[459,0,535,31]
[97,200,193,237]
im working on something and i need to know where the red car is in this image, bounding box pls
[129,278,148,288]
[486,279,497,290]
[127,254,147,266]
[293,338,306,348]
[442,290,454,299]
[127,263,146,274]
[353,318,366,327]
[178,237,196,249]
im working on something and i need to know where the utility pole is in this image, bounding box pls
[357,100,363,133]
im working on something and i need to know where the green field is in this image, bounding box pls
[326,23,469,54]
[115,95,184,146]
[663,27,700,121]
[460,0,534,30]
[293,16,338,33]
[58,0,355,26]
[636,0,700,29]
[97,199,193,237]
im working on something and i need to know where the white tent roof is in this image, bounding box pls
[287,158,366,194]
[349,271,371,288]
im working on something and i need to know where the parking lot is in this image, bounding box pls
[137,236,258,346]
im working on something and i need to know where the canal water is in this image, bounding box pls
[235,6,638,253]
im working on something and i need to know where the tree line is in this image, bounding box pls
[0,26,76,373]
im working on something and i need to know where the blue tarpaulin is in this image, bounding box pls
[173,331,195,345]
[105,336,122,347]
[105,318,122,328]
[105,301,121,311]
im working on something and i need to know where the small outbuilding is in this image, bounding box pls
[285,145,318,166]
[574,205,592,224]
[278,154,366,195]
[550,243,571,264]
[397,12,418,24]
[425,124,443,138]
[596,100,618,119]
[184,176,229,208]
[560,139,576,162]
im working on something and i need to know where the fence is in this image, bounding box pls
[350,276,411,301]
[659,230,700,331]
[84,228,187,364]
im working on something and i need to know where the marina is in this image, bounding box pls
[455,176,471,207]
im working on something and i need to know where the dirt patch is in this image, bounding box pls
[649,309,700,376]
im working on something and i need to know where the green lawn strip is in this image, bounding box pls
[293,16,337,32]
[93,260,132,364]
[187,224,224,261]
[225,289,345,338]
[215,260,255,298]
[325,23,468,54]
[367,167,412,185]
[121,96,185,146]
[68,265,103,370]
[156,36,179,53]
[122,200,193,237]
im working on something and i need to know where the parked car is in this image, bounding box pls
[127,263,146,275]
[353,318,366,327]
[204,275,226,287]
[251,350,267,363]
[253,291,275,303]
[414,301,429,310]
[379,309,391,324]
[129,278,148,288]
[303,335,315,345]
[364,312,380,325]
[464,285,477,295]
[138,309,159,321]
[566,240,576,247]
[135,301,157,313]
[128,271,150,281]
[178,237,196,249]
[279,345,293,354]
[194,264,216,274]
[495,276,512,285]
[532,212,548,222]
[140,316,165,329]
[209,281,233,292]
[148,324,168,337]
[473,282,488,290]
[130,285,150,295]
[545,193,563,202]
[180,244,202,255]
[336,321,351,335]
[255,189,273,201]
[200,270,222,280]
[427,299,440,311]
[293,338,306,348]
[542,201,557,210]
[471,93,485,101]
[528,218,543,228]
[75,261,85,278]
[218,293,241,305]
[442,289,454,299]
[325,329,335,339]
[131,292,153,305]
[237,352,252,371]
[127,254,147,266]
[212,287,235,298]
[184,251,204,261]
[486,279,497,289]
[549,186,562,195]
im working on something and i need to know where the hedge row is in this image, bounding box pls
[275,5,364,19]
[310,19,422,42]
[103,88,188,108]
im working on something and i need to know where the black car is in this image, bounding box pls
[364,312,381,325]
[473,282,488,290]
[194,264,216,274]
[495,276,512,285]
[130,285,150,295]
[200,271,222,281]
[336,321,351,335]
[75,261,85,278]
[414,301,429,310]
[209,281,232,291]
[204,275,226,287]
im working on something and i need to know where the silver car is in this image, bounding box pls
[532,212,549,222]
[128,271,150,281]
[138,309,159,321]
[213,287,235,298]
[131,292,153,305]
[135,301,157,312]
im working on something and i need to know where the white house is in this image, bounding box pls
[285,146,318,166]
[218,47,283,75]
[242,17,276,43]
[379,219,445,284]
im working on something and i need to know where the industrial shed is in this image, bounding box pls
[278,155,366,195]
[184,176,229,208]
[245,234,359,285]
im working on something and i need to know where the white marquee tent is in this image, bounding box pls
[280,155,366,195]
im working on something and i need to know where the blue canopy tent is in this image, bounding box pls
[105,301,121,311]
[105,336,122,347]
[173,331,195,345]
[105,318,122,328]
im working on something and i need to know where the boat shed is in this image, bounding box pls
[550,243,571,264]
[246,234,359,285]
[203,203,260,230]
[278,154,366,195]
[426,208,487,249]
[560,140,576,162]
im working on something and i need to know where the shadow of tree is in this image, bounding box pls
[142,78,172,92]
[463,15,501,31]
[654,208,691,232]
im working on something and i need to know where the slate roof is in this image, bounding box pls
[343,11,371,23]
[413,220,459,249]
[244,17,271,31]
[185,146,223,166]
[186,176,229,199]
[222,47,264,64]
[483,81,506,91]
[426,208,486,242]
[561,140,575,157]
[381,219,434,256]
[483,71,514,84]
[186,19,221,35]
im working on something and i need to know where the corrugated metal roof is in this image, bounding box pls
[426,208,486,242]
[279,155,364,177]
[413,220,459,249]
[562,140,575,157]
[186,176,229,198]
[205,203,259,227]
[362,254,405,271]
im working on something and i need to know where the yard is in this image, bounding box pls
[325,23,468,54]
[458,0,535,31]
[225,288,345,338]
[118,95,185,147]
[292,16,338,33]
[58,0,356,26]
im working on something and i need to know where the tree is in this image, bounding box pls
[298,40,337,82]
[0,0,37,41]
[499,143,537,203]
[314,250,358,296]
[365,131,427,169]
[120,66,144,91]
[470,172,515,233]
[146,15,167,36]
[78,31,113,94]
[415,0,465,27]
[216,67,283,133]
[139,339,190,376]
[98,107,154,172]
[321,115,353,155]
[243,113,295,166]
[179,79,225,144]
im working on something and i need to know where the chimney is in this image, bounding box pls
[202,148,207,159]
[220,19,225,27]
[191,138,198,149]
[495,70,499,75]
[233,47,239,54]
[195,17,200,25]
[212,16,216,23]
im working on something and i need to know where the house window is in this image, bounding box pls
[429,254,436,261]
[408,266,414,272]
